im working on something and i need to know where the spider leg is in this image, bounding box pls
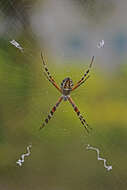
[68,96,91,133]
[72,56,94,91]
[41,52,55,82]
[43,71,62,93]
[40,96,63,130]
[41,52,62,93]
[71,75,90,91]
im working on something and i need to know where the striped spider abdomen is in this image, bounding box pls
[61,77,73,96]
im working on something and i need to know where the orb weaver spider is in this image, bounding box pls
[40,53,94,133]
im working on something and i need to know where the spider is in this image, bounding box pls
[40,53,94,133]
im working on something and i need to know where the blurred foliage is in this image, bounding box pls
[0,0,127,189]
[74,0,114,23]
[0,37,127,190]
[0,0,115,26]
[0,0,41,39]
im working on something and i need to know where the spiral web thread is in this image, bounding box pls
[86,144,112,171]
[16,145,32,166]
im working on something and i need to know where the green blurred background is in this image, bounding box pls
[0,0,127,189]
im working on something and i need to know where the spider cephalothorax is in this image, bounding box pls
[40,52,94,133]
[61,77,73,97]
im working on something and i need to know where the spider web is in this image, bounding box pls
[0,0,127,190]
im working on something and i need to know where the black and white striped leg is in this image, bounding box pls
[72,56,94,91]
[41,52,62,93]
[71,75,90,91]
[77,56,94,84]
[68,96,91,133]
[41,52,55,82]
[40,96,63,130]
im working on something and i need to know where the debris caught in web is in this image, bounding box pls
[97,40,105,48]
[16,145,32,166]
[86,144,112,171]
[10,39,24,52]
